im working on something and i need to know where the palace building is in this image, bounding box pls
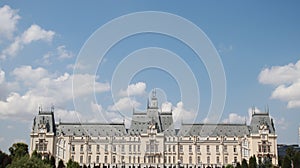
[30,91,278,167]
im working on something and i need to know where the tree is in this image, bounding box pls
[31,150,42,159]
[49,156,56,168]
[293,151,300,168]
[7,155,51,168]
[66,159,80,168]
[58,159,66,168]
[242,159,248,168]
[236,162,242,168]
[249,155,257,168]
[9,142,29,159]
[225,165,234,168]
[263,154,272,168]
[0,150,12,168]
[282,155,292,168]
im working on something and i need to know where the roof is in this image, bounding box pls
[56,122,126,136]
[32,111,56,134]
[177,123,250,137]
[249,112,276,134]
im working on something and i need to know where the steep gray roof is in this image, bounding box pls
[160,112,175,136]
[249,112,275,134]
[32,111,56,134]
[128,113,150,135]
[56,123,126,136]
[177,123,250,137]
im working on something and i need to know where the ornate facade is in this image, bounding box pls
[30,92,278,167]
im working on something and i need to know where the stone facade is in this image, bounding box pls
[30,92,278,167]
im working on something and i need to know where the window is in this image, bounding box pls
[169,156,171,163]
[88,145,92,152]
[129,145,132,152]
[197,156,201,164]
[96,156,99,163]
[189,145,192,153]
[234,156,237,163]
[189,156,192,164]
[224,145,227,152]
[96,145,100,152]
[80,155,83,163]
[80,145,84,152]
[233,145,237,153]
[216,156,219,163]
[113,156,116,163]
[71,145,75,152]
[36,142,47,152]
[197,145,200,152]
[173,145,176,152]
[71,155,74,161]
[133,145,136,152]
[207,156,210,164]
[129,156,131,163]
[225,156,228,164]
[121,145,125,152]
[104,156,107,163]
[88,156,91,163]
[113,145,116,152]
[173,156,176,163]
[105,145,108,152]
[179,145,183,153]
[206,145,210,153]
[168,145,171,152]
[216,145,219,153]
[138,145,140,152]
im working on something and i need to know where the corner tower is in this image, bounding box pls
[30,106,56,158]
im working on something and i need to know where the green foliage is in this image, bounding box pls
[66,159,80,168]
[225,164,234,168]
[7,155,51,168]
[249,155,257,168]
[282,155,291,168]
[263,154,273,168]
[242,159,248,168]
[58,159,66,168]
[293,152,300,168]
[9,142,29,159]
[236,162,242,168]
[0,150,12,168]
[31,150,42,159]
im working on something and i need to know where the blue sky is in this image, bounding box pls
[0,1,300,152]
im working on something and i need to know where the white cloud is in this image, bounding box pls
[258,60,300,108]
[1,24,55,59]
[222,113,247,124]
[0,69,5,84]
[108,97,141,112]
[0,69,19,100]
[161,101,196,128]
[57,45,73,60]
[21,24,54,44]
[222,107,262,125]
[273,117,288,130]
[0,66,110,121]
[259,60,300,85]
[54,108,83,123]
[12,66,49,86]
[161,101,172,112]
[0,5,20,41]
[119,82,146,97]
